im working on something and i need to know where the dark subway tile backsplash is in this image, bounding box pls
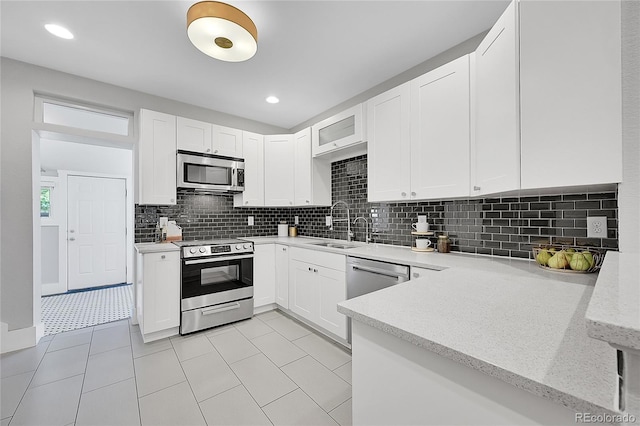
[135,154,619,259]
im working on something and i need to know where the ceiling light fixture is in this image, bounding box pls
[44,24,74,40]
[265,96,279,104]
[187,1,257,62]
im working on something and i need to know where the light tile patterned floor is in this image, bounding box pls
[41,284,133,335]
[0,309,352,426]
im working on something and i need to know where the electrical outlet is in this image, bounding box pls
[587,216,607,238]
[294,216,299,225]
[248,216,254,226]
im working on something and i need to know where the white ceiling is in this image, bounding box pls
[1,1,509,129]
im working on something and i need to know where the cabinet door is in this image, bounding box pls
[410,56,470,199]
[472,1,520,196]
[142,251,180,334]
[367,83,411,202]
[317,267,347,340]
[264,135,295,206]
[212,125,243,158]
[294,127,313,206]
[289,260,316,321]
[177,116,212,154]
[410,266,440,281]
[312,104,364,157]
[234,131,264,207]
[139,109,177,205]
[253,244,275,308]
[275,244,289,309]
[519,0,621,189]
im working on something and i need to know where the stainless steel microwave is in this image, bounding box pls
[177,151,245,193]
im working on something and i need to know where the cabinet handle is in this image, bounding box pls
[170,198,175,203]
[161,255,166,259]
[313,268,318,273]
[401,192,407,197]
[333,143,338,147]
[411,192,416,197]
[206,148,211,152]
[289,201,293,205]
[308,267,312,271]
[473,186,481,191]
[214,149,218,154]
[282,247,287,251]
[306,200,310,204]
[413,272,419,278]
[245,201,248,205]
[69,229,75,233]
[69,237,75,241]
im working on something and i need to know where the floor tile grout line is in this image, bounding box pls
[171,338,209,425]
[127,320,143,426]
[73,326,95,426]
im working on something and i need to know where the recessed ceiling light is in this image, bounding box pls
[266,96,279,104]
[45,24,74,40]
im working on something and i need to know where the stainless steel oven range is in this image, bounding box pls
[174,239,254,335]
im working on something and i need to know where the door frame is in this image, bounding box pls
[57,170,133,293]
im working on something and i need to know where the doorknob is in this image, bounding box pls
[69,237,75,241]
[69,229,75,233]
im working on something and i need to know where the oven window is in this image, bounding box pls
[201,265,238,286]
[182,257,253,300]
[185,163,231,186]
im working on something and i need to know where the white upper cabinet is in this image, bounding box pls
[138,109,177,205]
[234,131,264,207]
[472,0,520,196]
[294,127,331,207]
[410,55,470,199]
[367,83,411,202]
[312,104,366,161]
[368,56,471,202]
[177,116,213,154]
[213,125,243,158]
[519,0,622,189]
[264,134,295,206]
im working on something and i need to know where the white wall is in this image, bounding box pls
[41,139,133,177]
[0,57,286,348]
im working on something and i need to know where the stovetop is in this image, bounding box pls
[172,239,246,247]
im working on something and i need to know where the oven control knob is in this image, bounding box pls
[189,248,197,254]
[199,247,206,253]
[235,244,243,250]
[243,243,252,249]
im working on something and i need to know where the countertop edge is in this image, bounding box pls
[585,251,640,351]
[337,303,619,417]
[134,243,181,254]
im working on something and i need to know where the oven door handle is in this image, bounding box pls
[184,254,254,265]
[201,302,241,316]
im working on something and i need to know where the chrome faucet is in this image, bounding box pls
[330,200,353,242]
[353,216,371,244]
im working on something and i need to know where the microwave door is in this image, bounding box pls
[185,163,232,186]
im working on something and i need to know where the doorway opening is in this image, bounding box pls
[39,139,134,335]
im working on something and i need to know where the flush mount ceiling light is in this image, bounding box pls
[44,24,74,40]
[265,96,279,104]
[187,1,257,62]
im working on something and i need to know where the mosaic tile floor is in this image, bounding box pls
[41,284,133,335]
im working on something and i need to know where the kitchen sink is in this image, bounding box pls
[308,241,359,250]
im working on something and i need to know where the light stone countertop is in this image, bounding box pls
[134,242,181,254]
[586,251,640,350]
[243,235,619,415]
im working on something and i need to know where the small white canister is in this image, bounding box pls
[278,222,289,237]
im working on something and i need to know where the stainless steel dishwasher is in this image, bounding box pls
[346,256,410,342]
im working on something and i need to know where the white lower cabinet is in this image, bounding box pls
[136,250,180,342]
[275,244,289,309]
[410,266,441,281]
[253,244,276,308]
[288,247,347,340]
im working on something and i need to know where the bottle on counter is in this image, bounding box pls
[437,235,451,253]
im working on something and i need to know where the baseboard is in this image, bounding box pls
[1,322,44,354]
[253,303,277,315]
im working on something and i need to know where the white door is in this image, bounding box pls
[67,175,126,290]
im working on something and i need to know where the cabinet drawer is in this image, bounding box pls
[289,246,346,272]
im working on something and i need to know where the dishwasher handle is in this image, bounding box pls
[351,265,409,280]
